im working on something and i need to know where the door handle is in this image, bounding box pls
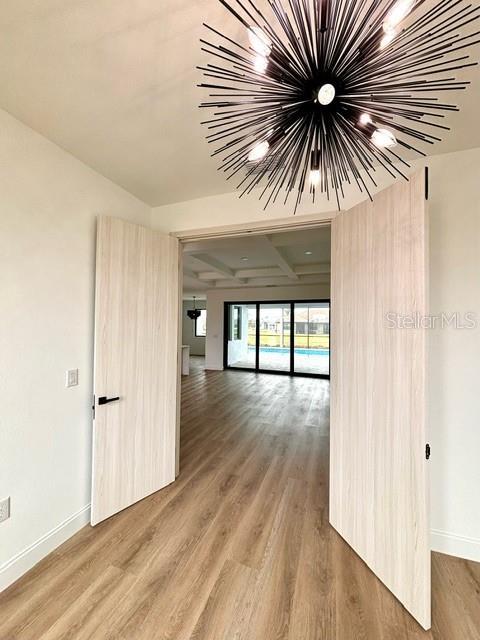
[98,396,120,405]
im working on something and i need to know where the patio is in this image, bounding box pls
[231,347,329,376]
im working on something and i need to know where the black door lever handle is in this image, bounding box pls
[98,396,120,405]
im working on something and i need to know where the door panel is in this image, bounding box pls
[92,216,179,525]
[293,301,330,376]
[226,304,256,369]
[330,171,430,629]
[258,303,291,372]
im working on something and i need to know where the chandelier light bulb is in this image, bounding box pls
[371,128,398,149]
[380,29,397,49]
[248,140,270,162]
[317,83,336,106]
[248,26,272,57]
[253,55,268,74]
[383,0,415,33]
[359,113,372,125]
[309,169,321,186]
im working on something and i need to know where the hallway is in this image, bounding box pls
[0,359,479,639]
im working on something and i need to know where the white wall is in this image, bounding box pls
[149,157,425,234]
[0,109,150,590]
[182,299,206,356]
[151,189,337,234]
[427,148,480,562]
[153,147,480,563]
[206,284,330,370]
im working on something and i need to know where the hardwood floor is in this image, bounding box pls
[1,356,479,639]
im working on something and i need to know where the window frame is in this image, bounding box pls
[194,309,207,338]
[229,305,242,341]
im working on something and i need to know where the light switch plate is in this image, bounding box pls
[0,497,10,523]
[66,369,79,387]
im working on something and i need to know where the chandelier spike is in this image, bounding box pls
[199,0,479,211]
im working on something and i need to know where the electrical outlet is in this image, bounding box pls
[66,369,79,388]
[0,497,10,523]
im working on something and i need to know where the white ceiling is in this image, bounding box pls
[0,1,478,206]
[183,226,331,294]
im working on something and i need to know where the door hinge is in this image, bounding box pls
[425,443,431,460]
[424,167,429,200]
[92,396,95,420]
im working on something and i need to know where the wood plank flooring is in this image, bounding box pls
[0,357,479,639]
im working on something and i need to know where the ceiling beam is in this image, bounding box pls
[255,235,299,280]
[184,263,330,289]
[190,263,330,283]
[190,253,247,284]
[233,267,283,279]
[234,263,330,278]
[210,273,330,289]
[183,268,209,284]
[183,274,210,292]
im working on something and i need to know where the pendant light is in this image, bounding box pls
[187,296,201,320]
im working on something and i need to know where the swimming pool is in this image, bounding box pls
[249,346,329,356]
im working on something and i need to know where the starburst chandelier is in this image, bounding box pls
[198,0,479,210]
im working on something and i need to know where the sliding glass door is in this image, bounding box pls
[293,302,330,376]
[224,300,329,378]
[258,303,291,372]
[226,304,257,369]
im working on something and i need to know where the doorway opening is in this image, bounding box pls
[223,299,330,378]
[180,223,331,376]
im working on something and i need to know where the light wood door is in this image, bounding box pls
[92,216,180,525]
[330,170,430,629]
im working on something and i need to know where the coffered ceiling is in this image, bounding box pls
[0,1,478,207]
[183,226,331,293]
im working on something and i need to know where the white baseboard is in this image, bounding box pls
[431,529,480,563]
[0,504,91,593]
